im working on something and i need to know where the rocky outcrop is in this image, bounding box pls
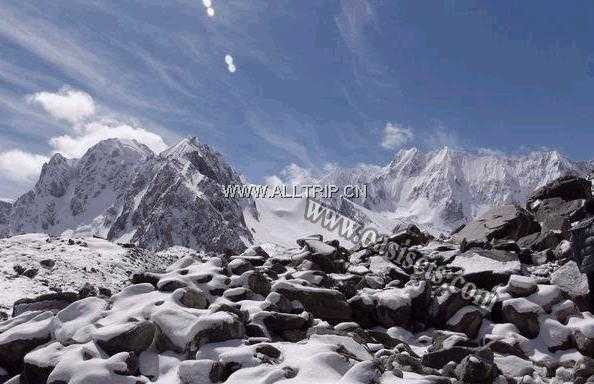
[0,201,11,239]
[452,204,540,243]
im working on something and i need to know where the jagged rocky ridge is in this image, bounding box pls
[8,138,253,254]
[2,176,594,383]
[0,201,11,238]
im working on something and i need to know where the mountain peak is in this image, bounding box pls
[82,138,154,158]
[160,136,204,159]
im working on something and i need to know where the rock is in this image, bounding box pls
[245,271,272,296]
[12,292,79,317]
[428,287,469,326]
[254,344,281,359]
[422,346,478,369]
[452,204,540,243]
[571,217,594,273]
[552,300,580,324]
[540,318,574,352]
[574,357,594,382]
[527,176,592,208]
[446,306,484,338]
[506,275,538,297]
[175,287,209,309]
[178,359,222,384]
[501,298,542,338]
[574,330,594,357]
[450,249,520,291]
[550,261,590,310]
[94,320,157,355]
[22,268,38,279]
[388,225,431,247]
[256,311,309,334]
[272,281,352,323]
[223,287,253,302]
[228,259,253,275]
[0,311,54,375]
[78,282,97,298]
[533,198,586,236]
[13,264,26,275]
[39,259,55,268]
[375,281,426,328]
[455,353,498,384]
[130,271,161,287]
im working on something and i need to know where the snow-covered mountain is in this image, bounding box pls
[320,147,593,232]
[4,138,592,249]
[9,138,253,253]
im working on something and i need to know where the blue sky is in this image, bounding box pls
[1,0,593,198]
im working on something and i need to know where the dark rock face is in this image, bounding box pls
[454,352,498,384]
[501,298,541,338]
[94,320,157,355]
[527,175,592,207]
[271,281,352,324]
[452,204,540,243]
[0,200,11,238]
[12,292,79,317]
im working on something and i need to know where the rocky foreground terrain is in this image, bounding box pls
[1,175,594,383]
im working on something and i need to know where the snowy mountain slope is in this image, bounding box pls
[8,137,254,253]
[319,147,593,233]
[106,137,254,253]
[0,233,185,313]
[10,139,153,235]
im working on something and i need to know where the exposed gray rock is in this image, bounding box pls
[527,175,592,208]
[12,292,79,317]
[501,298,542,338]
[0,200,11,238]
[452,204,540,243]
[94,320,156,355]
[271,281,352,323]
[550,261,590,310]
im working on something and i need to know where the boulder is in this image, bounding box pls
[501,298,542,338]
[455,353,498,384]
[446,306,484,338]
[452,205,540,243]
[505,275,538,297]
[0,311,55,375]
[93,320,157,355]
[550,261,590,310]
[12,292,79,317]
[271,281,352,323]
[527,176,592,208]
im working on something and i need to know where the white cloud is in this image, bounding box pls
[264,163,315,187]
[50,119,168,158]
[28,87,96,124]
[381,122,413,150]
[264,175,283,186]
[0,87,169,196]
[0,150,48,182]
